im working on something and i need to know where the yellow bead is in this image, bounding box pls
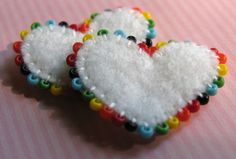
[20,30,29,40]
[218,64,228,76]
[84,18,92,25]
[156,41,168,48]
[167,117,180,129]
[83,34,94,42]
[50,84,62,96]
[142,11,152,20]
[89,98,103,111]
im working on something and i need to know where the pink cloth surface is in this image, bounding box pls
[0,0,236,159]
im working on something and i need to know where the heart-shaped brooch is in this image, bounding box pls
[67,30,228,139]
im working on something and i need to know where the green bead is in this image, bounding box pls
[90,13,99,20]
[213,76,224,88]
[39,79,51,89]
[97,29,109,36]
[148,19,155,28]
[83,90,95,101]
[31,22,41,30]
[156,122,169,135]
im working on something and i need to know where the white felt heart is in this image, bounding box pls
[21,25,83,85]
[88,7,154,41]
[76,35,218,126]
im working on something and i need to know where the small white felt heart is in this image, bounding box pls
[76,35,218,126]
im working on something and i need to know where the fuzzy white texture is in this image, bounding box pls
[76,35,218,126]
[21,25,83,85]
[89,8,149,41]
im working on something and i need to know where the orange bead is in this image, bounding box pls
[99,106,114,121]
[176,107,191,121]
[217,53,227,64]
[133,7,142,13]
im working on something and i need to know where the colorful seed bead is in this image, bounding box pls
[138,125,154,139]
[89,98,103,111]
[73,42,83,53]
[66,54,76,67]
[69,24,79,31]
[206,84,218,96]
[71,77,83,91]
[148,46,157,56]
[13,41,22,54]
[38,80,51,89]
[124,121,138,132]
[58,21,68,27]
[146,38,153,47]
[99,106,114,121]
[138,42,149,53]
[84,18,92,25]
[20,30,29,40]
[112,113,126,126]
[45,19,56,26]
[148,19,155,28]
[114,29,126,38]
[213,76,224,88]
[133,7,142,13]
[176,107,191,122]
[127,36,137,43]
[147,28,157,39]
[218,64,228,76]
[20,64,30,75]
[69,68,79,79]
[50,84,62,96]
[31,22,41,30]
[167,117,180,129]
[142,11,152,20]
[156,41,168,48]
[90,12,99,20]
[15,55,23,66]
[217,53,227,64]
[83,34,94,42]
[27,74,40,85]
[97,29,109,36]
[211,48,219,54]
[78,23,89,33]
[197,93,209,105]
[187,100,200,113]
[83,90,95,101]
[155,122,169,135]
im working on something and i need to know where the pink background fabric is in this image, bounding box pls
[0,0,236,159]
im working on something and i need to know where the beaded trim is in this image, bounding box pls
[67,30,228,139]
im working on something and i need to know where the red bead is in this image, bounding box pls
[99,106,114,121]
[73,42,83,53]
[69,24,79,31]
[78,23,89,33]
[13,41,22,54]
[211,48,219,54]
[187,100,200,113]
[15,55,23,66]
[66,54,76,66]
[138,42,149,53]
[176,107,191,121]
[112,112,126,126]
[148,46,157,56]
[217,53,227,64]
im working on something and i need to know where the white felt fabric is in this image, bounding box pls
[89,8,149,41]
[21,25,83,85]
[76,35,218,126]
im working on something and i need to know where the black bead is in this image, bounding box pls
[127,36,137,43]
[20,64,30,75]
[145,38,152,47]
[69,67,79,79]
[197,93,209,105]
[124,121,137,132]
[58,21,68,27]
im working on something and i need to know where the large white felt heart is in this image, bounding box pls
[88,7,150,41]
[21,25,83,85]
[76,35,218,126]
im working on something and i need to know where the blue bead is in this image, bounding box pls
[138,125,155,139]
[114,30,126,38]
[27,74,40,85]
[71,77,83,91]
[45,19,56,26]
[206,84,218,96]
[147,28,157,39]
